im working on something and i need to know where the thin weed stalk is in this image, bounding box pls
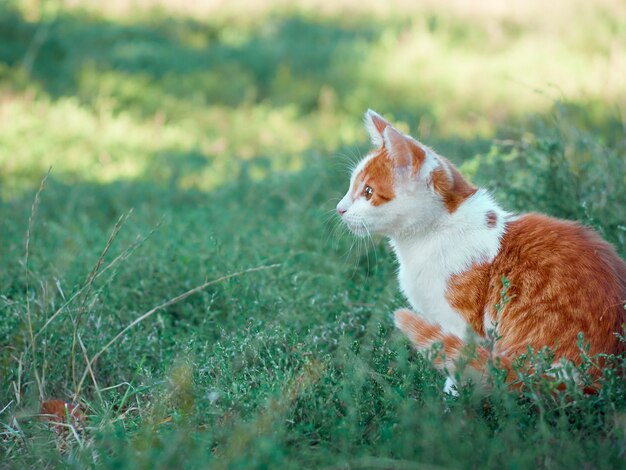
[23,167,51,403]
[77,333,103,404]
[70,210,133,395]
[35,217,163,339]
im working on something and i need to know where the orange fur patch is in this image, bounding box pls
[489,214,626,360]
[396,308,520,381]
[354,142,426,206]
[443,213,626,363]
[431,158,477,213]
[353,149,395,206]
[394,309,464,367]
[393,309,602,392]
[445,262,492,336]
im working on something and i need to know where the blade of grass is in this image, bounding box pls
[77,333,103,404]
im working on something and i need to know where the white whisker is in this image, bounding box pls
[363,222,379,275]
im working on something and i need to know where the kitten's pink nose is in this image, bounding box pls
[337,207,347,216]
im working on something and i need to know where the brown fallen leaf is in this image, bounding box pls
[40,399,85,428]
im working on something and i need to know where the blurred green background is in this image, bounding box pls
[1,0,626,468]
[1,0,624,194]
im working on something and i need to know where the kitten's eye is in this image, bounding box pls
[364,185,374,200]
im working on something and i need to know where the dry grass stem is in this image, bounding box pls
[71,210,133,394]
[35,218,162,339]
[77,333,103,404]
[23,167,51,403]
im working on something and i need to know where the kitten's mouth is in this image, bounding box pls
[343,220,368,237]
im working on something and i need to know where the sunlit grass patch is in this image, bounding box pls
[2,0,624,192]
[0,91,353,195]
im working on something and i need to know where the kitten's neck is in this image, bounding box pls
[389,189,509,258]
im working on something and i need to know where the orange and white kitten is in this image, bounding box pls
[338,110,626,393]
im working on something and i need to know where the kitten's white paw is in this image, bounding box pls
[443,376,459,397]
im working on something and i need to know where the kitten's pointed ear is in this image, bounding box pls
[363,109,391,146]
[384,126,426,172]
[383,126,410,167]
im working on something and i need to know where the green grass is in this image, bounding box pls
[1,0,626,468]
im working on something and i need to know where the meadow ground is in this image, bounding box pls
[1,0,626,468]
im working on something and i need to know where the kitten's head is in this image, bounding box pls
[336,110,475,238]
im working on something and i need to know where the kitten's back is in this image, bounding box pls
[488,213,626,359]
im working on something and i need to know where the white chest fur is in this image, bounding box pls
[390,190,508,339]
